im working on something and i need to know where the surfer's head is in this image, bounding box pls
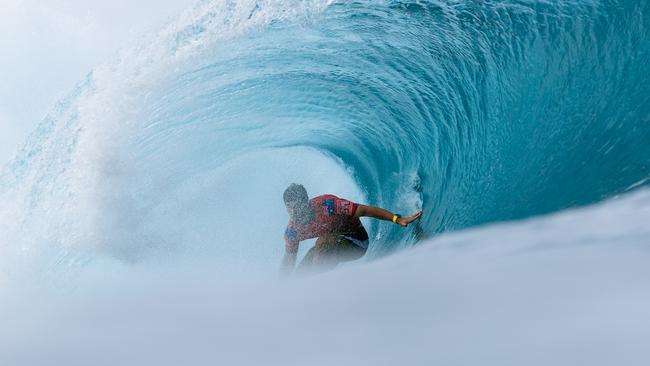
[284,183,311,224]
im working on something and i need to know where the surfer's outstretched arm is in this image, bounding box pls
[355,205,422,227]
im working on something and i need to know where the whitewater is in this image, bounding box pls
[0,0,649,364]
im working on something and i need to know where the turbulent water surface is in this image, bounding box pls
[1,1,650,365]
[0,0,649,278]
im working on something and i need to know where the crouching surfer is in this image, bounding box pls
[280,183,422,275]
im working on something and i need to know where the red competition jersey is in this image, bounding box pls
[284,195,367,253]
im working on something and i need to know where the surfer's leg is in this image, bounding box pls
[307,235,340,270]
[332,236,366,262]
[296,235,338,273]
[297,245,317,270]
[297,235,366,273]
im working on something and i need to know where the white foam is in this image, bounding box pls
[1,187,649,366]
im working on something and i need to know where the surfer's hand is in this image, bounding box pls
[397,211,422,227]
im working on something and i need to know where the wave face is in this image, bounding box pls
[1,0,649,275]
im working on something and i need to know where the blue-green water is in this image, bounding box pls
[1,0,648,268]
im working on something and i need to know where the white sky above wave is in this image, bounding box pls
[0,0,196,166]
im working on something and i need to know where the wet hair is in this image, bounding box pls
[283,183,308,205]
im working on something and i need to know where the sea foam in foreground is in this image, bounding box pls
[1,187,649,366]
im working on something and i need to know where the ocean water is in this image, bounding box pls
[0,1,649,364]
[1,0,648,276]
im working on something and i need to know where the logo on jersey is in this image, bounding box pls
[337,200,354,215]
[322,198,335,215]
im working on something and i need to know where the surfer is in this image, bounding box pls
[281,183,422,274]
